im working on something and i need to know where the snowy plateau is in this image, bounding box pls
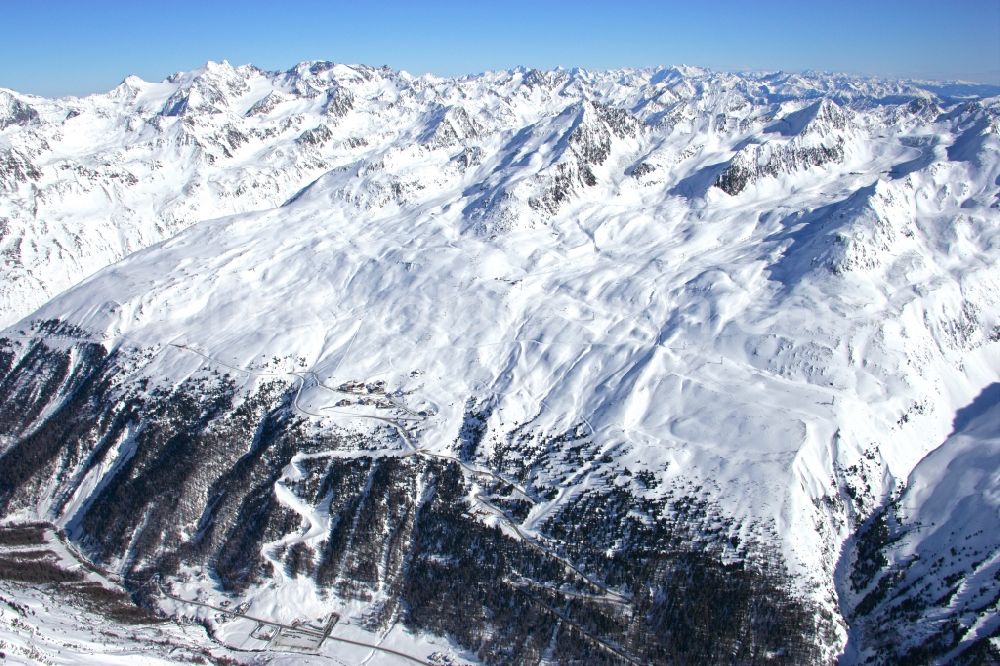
[0,60,999,665]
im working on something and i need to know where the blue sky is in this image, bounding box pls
[4,0,999,96]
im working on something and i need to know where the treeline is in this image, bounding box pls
[0,324,829,664]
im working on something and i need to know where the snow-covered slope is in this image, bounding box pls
[840,384,1000,663]
[0,62,992,327]
[0,63,999,664]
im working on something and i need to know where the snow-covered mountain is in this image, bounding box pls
[1,61,991,327]
[0,61,999,664]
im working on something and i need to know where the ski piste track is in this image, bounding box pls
[31,524,434,665]
[4,328,639,662]
[165,341,631,607]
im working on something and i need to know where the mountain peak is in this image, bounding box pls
[766,98,852,136]
[0,90,39,129]
[200,58,236,75]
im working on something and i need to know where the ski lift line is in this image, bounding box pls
[329,315,366,380]
[255,372,624,607]
[517,590,640,665]
[169,343,288,377]
[468,493,630,605]
[415,449,534,501]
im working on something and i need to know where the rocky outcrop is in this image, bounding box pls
[296,124,333,147]
[245,91,289,117]
[0,92,38,130]
[161,61,251,117]
[420,105,481,148]
[0,148,40,191]
[322,86,354,120]
[527,101,641,215]
[715,138,844,195]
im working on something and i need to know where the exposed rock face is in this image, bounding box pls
[296,124,333,147]
[245,91,289,117]
[420,105,481,148]
[715,139,845,195]
[0,148,40,191]
[765,98,852,137]
[0,91,38,130]
[322,86,354,120]
[161,60,253,117]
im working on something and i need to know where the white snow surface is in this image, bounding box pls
[836,384,1000,661]
[3,61,1000,659]
[0,526,467,665]
[0,61,992,327]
